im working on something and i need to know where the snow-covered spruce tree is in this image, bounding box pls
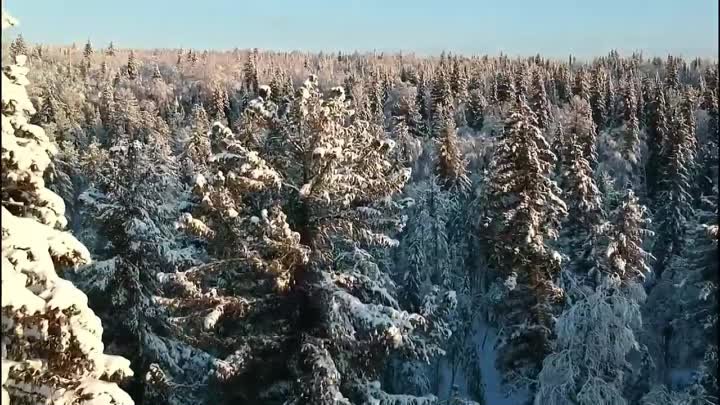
[76,117,206,404]
[554,65,572,104]
[650,90,697,279]
[99,84,115,128]
[465,89,486,132]
[620,79,642,174]
[416,71,430,128]
[180,104,211,182]
[151,64,162,80]
[127,51,138,81]
[435,124,470,193]
[208,82,229,124]
[514,65,531,99]
[560,96,598,172]
[606,190,654,282]
[644,191,719,405]
[572,68,591,103]
[556,117,604,286]
[536,190,653,405]
[451,60,469,105]
[645,76,670,201]
[605,74,617,127]
[243,49,259,95]
[390,92,424,139]
[530,68,551,130]
[535,274,647,405]
[496,70,516,104]
[1,10,133,405]
[665,56,680,90]
[431,64,454,121]
[158,81,450,404]
[590,67,608,131]
[8,33,27,60]
[636,78,647,129]
[388,176,461,398]
[83,39,93,57]
[697,90,719,199]
[482,94,567,386]
[700,66,718,112]
[431,102,454,139]
[389,115,423,168]
[367,72,385,121]
[106,41,116,56]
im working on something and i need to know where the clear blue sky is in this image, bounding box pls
[6,0,719,59]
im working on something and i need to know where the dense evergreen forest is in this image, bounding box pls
[2,7,718,405]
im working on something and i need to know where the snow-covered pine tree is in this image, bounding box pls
[107,41,116,56]
[1,10,133,404]
[482,94,567,385]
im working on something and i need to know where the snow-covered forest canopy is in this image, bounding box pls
[1,5,718,405]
